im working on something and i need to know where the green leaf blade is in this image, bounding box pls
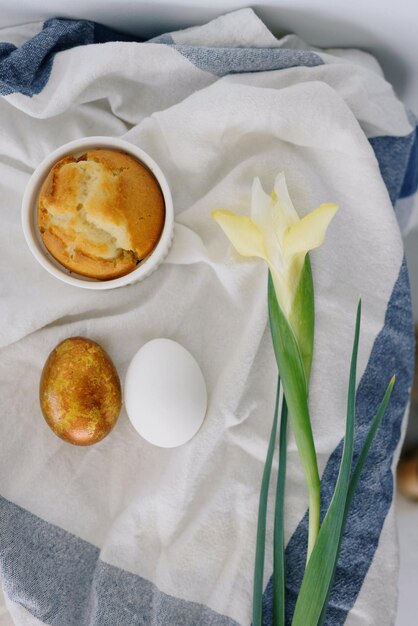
[346,375,395,513]
[273,397,288,626]
[289,255,315,384]
[268,272,320,557]
[291,300,362,625]
[317,375,396,625]
[253,377,281,626]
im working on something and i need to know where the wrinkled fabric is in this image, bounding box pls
[0,9,415,626]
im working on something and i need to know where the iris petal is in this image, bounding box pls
[251,178,284,275]
[273,172,300,227]
[284,203,338,257]
[212,177,338,320]
[211,210,268,261]
[251,177,274,227]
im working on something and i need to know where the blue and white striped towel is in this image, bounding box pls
[0,9,416,626]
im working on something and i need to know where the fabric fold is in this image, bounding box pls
[0,9,415,626]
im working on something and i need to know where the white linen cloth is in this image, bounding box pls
[0,9,415,626]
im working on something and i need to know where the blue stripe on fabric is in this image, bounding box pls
[399,126,418,198]
[369,130,417,205]
[0,18,323,97]
[0,18,140,97]
[149,33,175,44]
[269,257,414,625]
[0,496,240,626]
[169,45,323,77]
[0,19,95,96]
[369,129,418,231]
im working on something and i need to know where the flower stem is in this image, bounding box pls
[307,484,321,560]
[267,272,321,561]
[290,416,321,561]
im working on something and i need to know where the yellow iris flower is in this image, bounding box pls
[212,173,338,319]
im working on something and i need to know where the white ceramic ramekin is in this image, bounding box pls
[21,136,174,290]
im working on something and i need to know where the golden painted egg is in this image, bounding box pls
[40,337,121,445]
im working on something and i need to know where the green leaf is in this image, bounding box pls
[253,377,281,626]
[346,376,395,510]
[273,397,288,626]
[289,255,315,384]
[268,272,320,557]
[317,374,396,625]
[291,300,362,625]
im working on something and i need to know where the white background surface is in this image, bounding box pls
[0,2,417,625]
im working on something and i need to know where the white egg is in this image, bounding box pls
[124,338,207,448]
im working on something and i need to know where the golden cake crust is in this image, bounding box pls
[37,149,165,280]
